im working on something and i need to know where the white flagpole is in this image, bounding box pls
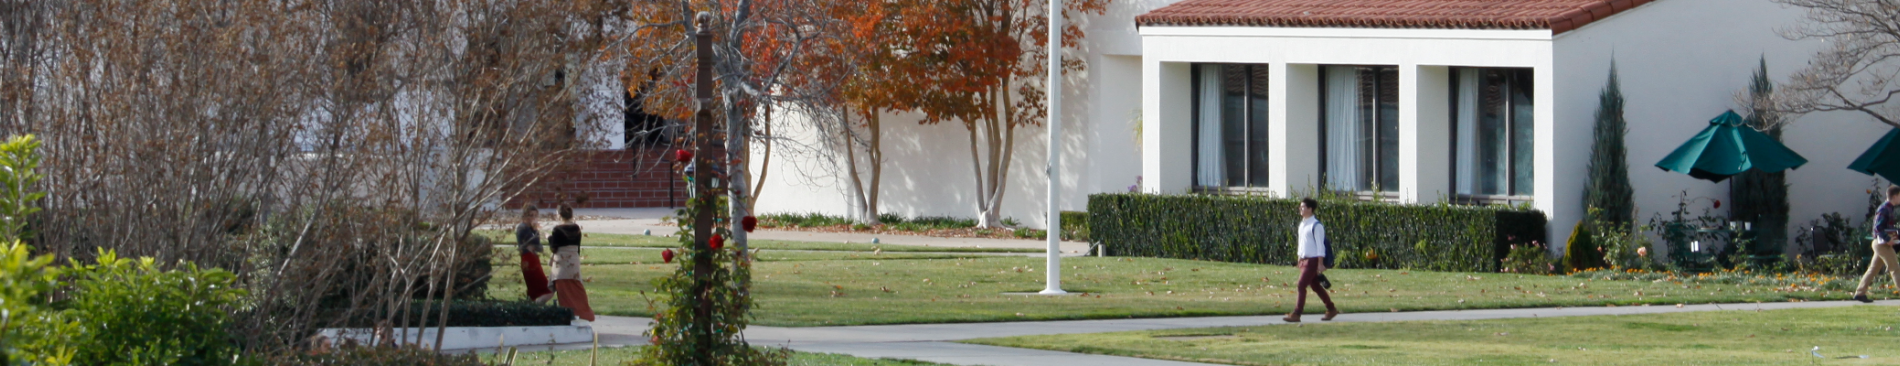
[1040,0,1067,295]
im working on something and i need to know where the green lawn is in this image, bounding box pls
[962,306,1900,365]
[490,346,947,366]
[491,247,1873,327]
[482,230,1041,253]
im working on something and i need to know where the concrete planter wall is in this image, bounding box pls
[319,320,594,350]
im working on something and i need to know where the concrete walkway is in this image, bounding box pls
[488,299,1898,365]
[543,207,1093,255]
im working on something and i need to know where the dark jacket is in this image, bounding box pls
[548,223,582,250]
[1877,202,1897,242]
[514,223,541,253]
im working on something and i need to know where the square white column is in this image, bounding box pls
[1401,65,1452,204]
[1143,61,1193,194]
[1271,64,1322,197]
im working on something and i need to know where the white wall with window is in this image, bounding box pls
[1140,26,1559,240]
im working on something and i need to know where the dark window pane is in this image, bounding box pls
[1356,67,1378,191]
[1249,66,1271,187]
[1479,68,1509,195]
[1512,69,1536,196]
[1451,67,1535,197]
[1222,64,1248,187]
[1376,67,1400,191]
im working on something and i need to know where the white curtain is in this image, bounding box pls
[1455,69,1480,195]
[1196,64,1225,187]
[1324,66,1360,191]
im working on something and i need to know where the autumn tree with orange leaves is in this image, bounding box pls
[892,0,1107,228]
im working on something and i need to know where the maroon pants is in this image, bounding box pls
[521,251,553,301]
[1294,258,1336,314]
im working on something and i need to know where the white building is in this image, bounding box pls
[745,0,1891,251]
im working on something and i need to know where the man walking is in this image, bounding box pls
[1854,186,1900,303]
[1287,198,1339,322]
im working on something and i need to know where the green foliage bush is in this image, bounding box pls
[1060,211,1089,242]
[1563,221,1606,271]
[1087,193,1546,272]
[252,346,483,366]
[56,251,248,366]
[0,135,249,366]
[1501,241,1560,275]
[1584,64,1635,228]
[1730,58,1791,259]
[1796,213,1870,277]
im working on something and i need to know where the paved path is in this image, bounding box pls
[484,299,1900,365]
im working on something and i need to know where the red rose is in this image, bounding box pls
[742,216,758,232]
[674,149,693,162]
[710,234,724,250]
[661,249,675,263]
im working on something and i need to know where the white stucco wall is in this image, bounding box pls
[1554,0,1889,254]
[745,1,1179,229]
[1137,26,1558,235]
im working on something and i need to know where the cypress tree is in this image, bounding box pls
[1584,63,1635,228]
[1730,57,1789,256]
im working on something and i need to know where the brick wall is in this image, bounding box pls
[510,149,691,208]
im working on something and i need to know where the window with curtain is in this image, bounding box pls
[1321,65,1398,193]
[1193,63,1270,188]
[1451,67,1535,198]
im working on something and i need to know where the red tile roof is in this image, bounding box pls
[1135,0,1656,34]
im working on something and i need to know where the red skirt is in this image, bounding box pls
[553,279,595,321]
[520,251,554,301]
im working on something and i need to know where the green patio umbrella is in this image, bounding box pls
[1849,127,1900,182]
[1654,110,1808,183]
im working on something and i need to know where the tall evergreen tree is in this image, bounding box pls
[1584,63,1635,228]
[1731,57,1789,255]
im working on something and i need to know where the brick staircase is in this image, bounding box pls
[514,149,688,209]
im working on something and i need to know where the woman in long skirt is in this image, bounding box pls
[515,206,554,303]
[548,204,595,321]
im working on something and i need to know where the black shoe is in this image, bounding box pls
[1855,294,1874,303]
[1317,274,1332,290]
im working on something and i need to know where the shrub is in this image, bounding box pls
[59,250,248,366]
[253,346,484,366]
[1795,212,1870,276]
[1501,241,1560,275]
[0,241,68,366]
[341,300,573,328]
[1584,64,1635,228]
[1087,193,1546,272]
[1060,211,1089,242]
[1563,220,1605,271]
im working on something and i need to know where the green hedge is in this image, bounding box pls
[1087,193,1547,272]
[341,300,574,328]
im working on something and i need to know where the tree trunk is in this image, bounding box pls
[841,105,873,225]
[726,93,751,259]
[866,107,883,225]
[748,101,772,213]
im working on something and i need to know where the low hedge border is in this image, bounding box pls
[1087,193,1546,272]
[341,300,574,328]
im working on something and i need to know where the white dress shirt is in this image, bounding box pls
[1297,216,1326,259]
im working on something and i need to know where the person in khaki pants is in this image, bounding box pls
[1855,186,1900,303]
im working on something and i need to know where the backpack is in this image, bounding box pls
[1320,222,1335,268]
[1322,236,1337,267]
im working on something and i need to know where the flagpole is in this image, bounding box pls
[1040,0,1066,295]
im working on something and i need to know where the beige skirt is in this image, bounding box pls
[551,245,581,281]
